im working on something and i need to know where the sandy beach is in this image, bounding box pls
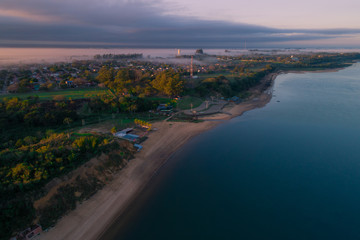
[40,72,278,240]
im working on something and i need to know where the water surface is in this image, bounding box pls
[103,63,360,239]
[1,48,360,66]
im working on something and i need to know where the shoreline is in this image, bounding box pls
[39,72,278,240]
[38,70,302,240]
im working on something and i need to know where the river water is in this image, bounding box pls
[102,63,360,239]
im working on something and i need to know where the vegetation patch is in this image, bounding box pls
[0,131,135,239]
[0,87,110,101]
[177,96,203,110]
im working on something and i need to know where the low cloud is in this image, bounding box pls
[0,0,359,48]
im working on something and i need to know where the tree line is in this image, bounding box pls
[195,65,274,97]
[96,66,184,97]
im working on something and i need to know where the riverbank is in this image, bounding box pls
[95,62,360,240]
[38,71,277,240]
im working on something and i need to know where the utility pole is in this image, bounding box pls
[190,55,193,79]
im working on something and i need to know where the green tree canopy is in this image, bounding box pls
[151,70,184,97]
[96,66,115,83]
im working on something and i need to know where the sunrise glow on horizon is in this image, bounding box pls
[1,0,360,48]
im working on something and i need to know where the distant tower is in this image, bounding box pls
[190,55,193,78]
[245,40,247,50]
[177,49,181,55]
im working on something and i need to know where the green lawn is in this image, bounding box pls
[197,72,241,82]
[177,96,203,110]
[72,132,93,137]
[0,87,110,100]
[147,97,173,104]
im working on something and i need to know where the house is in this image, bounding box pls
[157,104,173,112]
[115,128,139,142]
[16,224,42,240]
[120,134,139,142]
[50,73,60,77]
[32,83,40,91]
[290,55,299,62]
[65,80,74,86]
[115,133,139,142]
[229,96,240,102]
[116,128,133,135]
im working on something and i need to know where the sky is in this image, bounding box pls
[0,0,360,48]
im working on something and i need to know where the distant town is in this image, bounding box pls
[2,50,358,97]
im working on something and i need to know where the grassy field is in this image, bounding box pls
[0,87,110,100]
[70,112,168,134]
[177,96,203,110]
[147,97,174,104]
[197,72,243,82]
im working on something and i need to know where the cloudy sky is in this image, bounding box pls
[1,0,360,48]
